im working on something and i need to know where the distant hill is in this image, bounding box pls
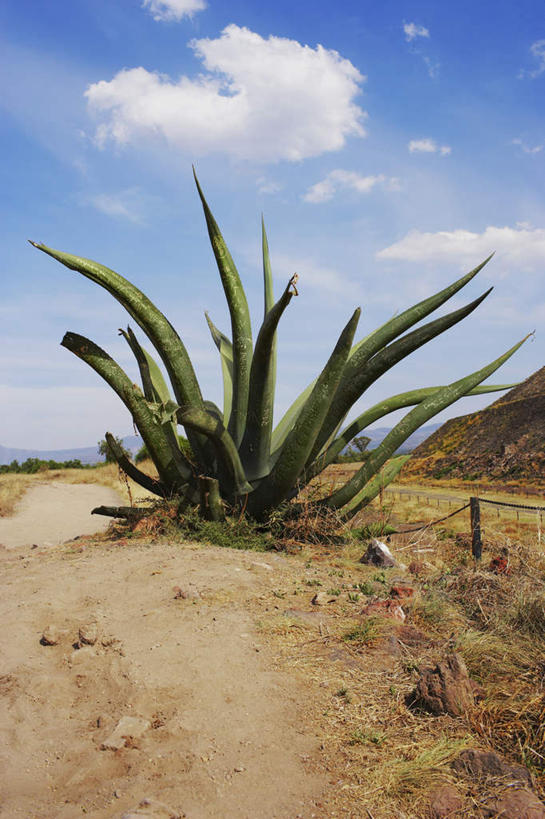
[0,435,142,466]
[401,367,545,484]
[355,423,442,453]
[0,422,440,468]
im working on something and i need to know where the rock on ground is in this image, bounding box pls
[452,748,532,786]
[359,538,398,568]
[408,653,482,716]
[428,784,464,818]
[481,788,545,818]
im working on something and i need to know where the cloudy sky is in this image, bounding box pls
[1,0,544,449]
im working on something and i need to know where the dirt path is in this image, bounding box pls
[0,488,325,818]
[0,481,122,549]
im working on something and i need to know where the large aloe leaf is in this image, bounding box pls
[271,380,316,457]
[193,169,253,447]
[104,431,168,496]
[262,217,275,316]
[346,256,493,372]
[311,287,493,461]
[261,217,277,434]
[177,406,252,497]
[305,381,516,481]
[347,310,399,362]
[268,307,392,461]
[61,331,192,491]
[239,276,297,480]
[120,326,179,440]
[204,399,225,424]
[248,308,361,519]
[205,313,234,428]
[320,334,530,511]
[30,242,203,412]
[341,455,410,520]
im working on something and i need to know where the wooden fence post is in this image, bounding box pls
[470,497,482,561]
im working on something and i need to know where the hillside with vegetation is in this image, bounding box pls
[401,366,545,486]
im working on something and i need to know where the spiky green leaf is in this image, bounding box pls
[248,308,361,519]
[193,169,253,446]
[321,334,530,511]
[205,312,234,427]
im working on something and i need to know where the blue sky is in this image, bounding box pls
[1,0,544,449]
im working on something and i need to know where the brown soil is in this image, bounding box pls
[2,481,544,818]
[0,484,324,818]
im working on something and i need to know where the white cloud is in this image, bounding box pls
[85,188,149,223]
[142,0,206,22]
[85,25,366,162]
[519,39,545,79]
[256,176,282,195]
[403,23,439,77]
[409,138,451,155]
[303,169,401,203]
[376,225,545,272]
[422,55,440,79]
[403,23,430,42]
[512,137,543,155]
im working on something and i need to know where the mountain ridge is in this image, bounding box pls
[401,367,545,485]
[0,435,142,466]
[0,425,442,466]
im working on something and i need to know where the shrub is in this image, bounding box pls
[31,170,527,522]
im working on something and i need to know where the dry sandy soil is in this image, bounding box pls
[0,483,327,818]
[0,481,122,549]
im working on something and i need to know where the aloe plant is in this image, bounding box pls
[30,170,527,522]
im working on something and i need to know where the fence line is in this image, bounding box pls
[396,502,470,534]
[476,497,545,512]
[385,490,544,560]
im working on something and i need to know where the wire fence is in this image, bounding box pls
[384,490,544,560]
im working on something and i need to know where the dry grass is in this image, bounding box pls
[253,485,545,816]
[4,457,545,814]
[257,565,473,816]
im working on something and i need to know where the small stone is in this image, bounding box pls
[390,585,415,599]
[172,586,200,600]
[429,784,464,818]
[234,766,245,773]
[311,592,337,606]
[40,625,60,646]
[359,538,397,568]
[452,748,532,786]
[79,623,98,646]
[101,716,151,751]
[361,599,406,622]
[482,788,545,819]
[408,653,481,716]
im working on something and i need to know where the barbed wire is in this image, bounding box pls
[396,502,470,534]
[476,496,545,513]
[392,493,544,535]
